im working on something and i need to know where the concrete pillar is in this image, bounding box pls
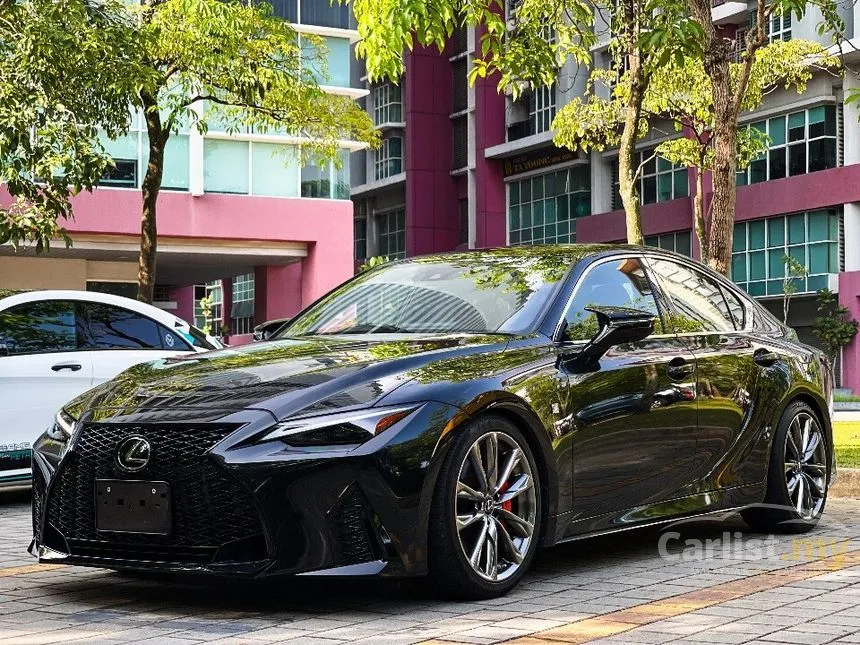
[590,151,612,216]
[255,263,303,323]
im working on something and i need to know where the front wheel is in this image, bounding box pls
[428,415,542,599]
[742,401,829,534]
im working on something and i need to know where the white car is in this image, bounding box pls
[0,290,222,488]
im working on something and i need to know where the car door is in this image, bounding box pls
[560,256,699,521]
[0,300,94,460]
[645,257,764,491]
[79,302,195,386]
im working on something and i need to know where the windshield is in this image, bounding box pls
[281,252,576,337]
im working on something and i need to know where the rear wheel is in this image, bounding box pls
[742,401,829,534]
[428,415,541,599]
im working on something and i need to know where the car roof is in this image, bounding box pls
[0,290,187,329]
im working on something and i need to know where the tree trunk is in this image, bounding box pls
[138,93,167,303]
[707,111,737,276]
[693,166,708,264]
[617,0,645,245]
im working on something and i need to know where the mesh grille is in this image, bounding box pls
[46,424,263,555]
[32,465,45,538]
[328,486,376,566]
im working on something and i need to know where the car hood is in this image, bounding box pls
[66,333,513,423]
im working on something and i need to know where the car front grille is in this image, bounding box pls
[328,485,378,566]
[45,423,265,563]
[32,464,45,538]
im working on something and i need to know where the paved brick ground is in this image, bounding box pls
[3,490,860,644]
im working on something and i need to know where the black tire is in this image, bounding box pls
[742,401,830,534]
[428,414,542,599]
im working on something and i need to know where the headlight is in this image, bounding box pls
[47,409,77,441]
[262,405,418,447]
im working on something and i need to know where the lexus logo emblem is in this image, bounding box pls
[115,436,151,473]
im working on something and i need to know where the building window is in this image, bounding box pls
[374,137,403,181]
[508,165,590,245]
[372,82,402,125]
[230,273,255,336]
[377,209,406,259]
[737,105,837,185]
[613,150,689,209]
[732,210,839,296]
[354,217,367,262]
[529,84,556,135]
[193,285,207,329]
[645,231,692,256]
[205,281,223,337]
[768,13,791,42]
[297,0,353,29]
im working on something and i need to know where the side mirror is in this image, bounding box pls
[565,305,655,371]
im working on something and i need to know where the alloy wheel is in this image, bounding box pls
[455,431,537,582]
[784,411,827,520]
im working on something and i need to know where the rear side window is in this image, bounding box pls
[648,259,737,332]
[83,303,164,350]
[0,300,80,355]
[159,326,192,351]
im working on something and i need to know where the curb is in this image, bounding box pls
[831,467,860,498]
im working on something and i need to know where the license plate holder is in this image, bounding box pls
[95,479,171,535]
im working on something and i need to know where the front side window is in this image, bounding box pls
[563,257,662,342]
[648,259,736,333]
[283,250,582,336]
[83,303,164,349]
[0,301,79,355]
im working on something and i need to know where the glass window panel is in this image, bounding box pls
[544,172,557,197]
[571,192,591,217]
[521,203,531,228]
[556,195,569,221]
[788,112,805,141]
[749,220,766,249]
[675,232,691,256]
[749,251,766,280]
[788,213,806,244]
[788,244,805,266]
[828,211,839,238]
[657,173,672,202]
[769,148,786,180]
[808,105,826,135]
[733,224,746,251]
[323,37,351,87]
[808,243,831,274]
[642,176,657,204]
[823,105,836,136]
[768,116,786,146]
[650,259,735,332]
[768,218,784,246]
[674,170,689,198]
[808,210,829,242]
[203,139,249,194]
[748,282,766,296]
[737,171,748,186]
[657,156,671,172]
[788,144,806,176]
[808,139,836,172]
[766,280,784,296]
[521,179,531,203]
[510,182,520,205]
[532,200,544,226]
[732,254,747,282]
[769,249,786,278]
[99,132,138,161]
[333,149,350,199]
[532,176,544,200]
[301,158,331,198]
[158,134,189,190]
[807,275,829,291]
[749,158,767,183]
[0,300,77,354]
[250,143,299,197]
[544,199,556,223]
[642,155,656,175]
[752,121,767,134]
[510,205,520,230]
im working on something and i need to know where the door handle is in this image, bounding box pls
[754,349,780,367]
[667,357,695,381]
[51,362,82,372]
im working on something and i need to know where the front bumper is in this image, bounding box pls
[30,403,460,578]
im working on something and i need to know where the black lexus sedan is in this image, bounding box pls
[30,245,833,598]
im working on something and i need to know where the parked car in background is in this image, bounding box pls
[252,318,291,342]
[0,290,222,488]
[30,247,833,598]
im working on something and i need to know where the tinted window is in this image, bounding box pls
[563,257,662,342]
[84,303,164,349]
[159,325,192,351]
[0,301,79,355]
[648,259,736,332]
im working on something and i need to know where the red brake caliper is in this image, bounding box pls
[498,481,512,513]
